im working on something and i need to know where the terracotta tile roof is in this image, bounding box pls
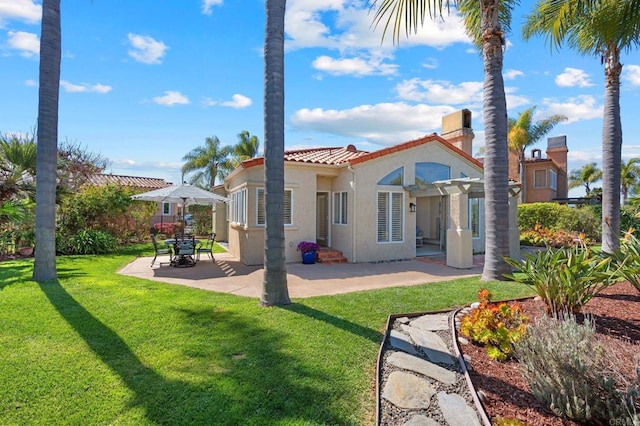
[283,144,369,164]
[238,135,483,171]
[87,174,173,190]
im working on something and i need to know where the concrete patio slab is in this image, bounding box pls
[118,251,484,299]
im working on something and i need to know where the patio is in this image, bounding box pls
[118,250,485,298]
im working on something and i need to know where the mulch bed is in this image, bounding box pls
[460,281,640,425]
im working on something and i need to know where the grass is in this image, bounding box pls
[0,244,534,425]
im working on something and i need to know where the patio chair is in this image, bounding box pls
[196,233,216,262]
[173,236,196,267]
[151,234,173,267]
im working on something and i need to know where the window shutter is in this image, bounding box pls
[391,192,403,241]
[257,188,265,225]
[283,190,292,225]
[341,192,348,224]
[377,192,388,242]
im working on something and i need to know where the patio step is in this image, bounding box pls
[317,247,348,264]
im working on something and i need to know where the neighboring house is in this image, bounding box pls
[222,110,520,268]
[508,136,569,203]
[87,174,175,226]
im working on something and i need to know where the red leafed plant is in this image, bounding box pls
[460,288,529,361]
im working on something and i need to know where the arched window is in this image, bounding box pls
[415,162,450,185]
[378,167,404,186]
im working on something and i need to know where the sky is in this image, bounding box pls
[1,0,639,196]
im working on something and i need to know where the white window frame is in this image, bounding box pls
[333,192,348,225]
[534,169,547,188]
[162,202,171,215]
[550,169,558,190]
[231,188,247,225]
[256,188,293,226]
[377,191,404,243]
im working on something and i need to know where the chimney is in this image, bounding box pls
[441,109,474,156]
[546,136,568,198]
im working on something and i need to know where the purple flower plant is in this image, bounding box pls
[297,241,320,254]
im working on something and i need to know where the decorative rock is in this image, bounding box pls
[396,316,411,324]
[470,302,481,310]
[402,414,440,426]
[389,330,419,355]
[387,351,457,385]
[410,314,449,331]
[457,336,469,345]
[477,390,488,404]
[401,325,456,366]
[463,353,472,364]
[437,391,481,426]
[382,371,436,409]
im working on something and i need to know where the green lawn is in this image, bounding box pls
[0,244,534,425]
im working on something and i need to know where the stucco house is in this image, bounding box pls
[508,136,569,203]
[221,110,520,268]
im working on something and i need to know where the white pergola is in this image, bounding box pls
[405,178,521,269]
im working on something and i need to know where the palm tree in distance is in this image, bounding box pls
[568,162,603,197]
[508,106,567,202]
[621,158,640,204]
[261,0,290,306]
[181,136,232,189]
[523,0,640,253]
[372,0,518,281]
[33,0,61,282]
[232,131,260,166]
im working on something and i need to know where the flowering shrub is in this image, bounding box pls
[297,241,320,254]
[460,288,529,361]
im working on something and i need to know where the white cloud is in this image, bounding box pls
[623,64,640,87]
[201,0,223,15]
[555,67,593,88]
[291,102,457,144]
[24,79,36,86]
[152,91,189,106]
[220,94,252,109]
[505,87,530,109]
[421,58,439,69]
[504,69,524,80]
[60,80,112,94]
[7,30,39,57]
[127,33,168,64]
[395,78,484,105]
[285,0,470,52]
[312,54,397,77]
[539,95,602,123]
[0,0,41,27]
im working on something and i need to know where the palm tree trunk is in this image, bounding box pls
[519,152,526,203]
[480,0,511,281]
[601,46,623,254]
[33,0,60,282]
[261,0,290,306]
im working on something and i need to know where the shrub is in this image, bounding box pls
[153,222,181,236]
[505,247,616,316]
[58,230,118,255]
[515,315,640,425]
[518,203,600,242]
[611,229,640,293]
[493,418,527,426]
[459,288,529,361]
[519,225,579,248]
[297,241,320,254]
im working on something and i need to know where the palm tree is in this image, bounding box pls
[621,158,640,204]
[523,0,640,253]
[232,131,260,167]
[568,162,603,196]
[181,136,232,189]
[261,0,290,306]
[0,133,37,202]
[33,0,61,282]
[508,106,567,202]
[372,0,518,281]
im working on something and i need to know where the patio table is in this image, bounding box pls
[164,238,200,267]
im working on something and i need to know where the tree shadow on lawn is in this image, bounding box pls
[283,303,383,344]
[39,281,350,425]
[0,262,33,290]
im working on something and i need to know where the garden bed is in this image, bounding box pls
[459,281,640,425]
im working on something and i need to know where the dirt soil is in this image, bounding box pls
[460,281,640,425]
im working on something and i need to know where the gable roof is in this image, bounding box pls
[87,174,173,190]
[237,134,483,172]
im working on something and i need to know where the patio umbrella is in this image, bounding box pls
[132,183,229,230]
